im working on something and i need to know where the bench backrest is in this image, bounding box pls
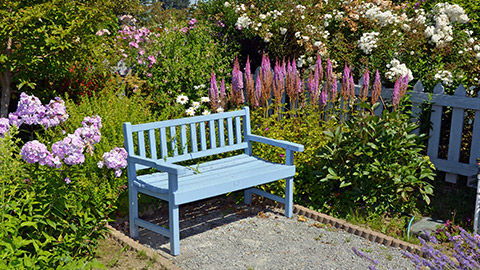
[123,107,252,169]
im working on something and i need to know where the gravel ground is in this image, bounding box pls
[113,196,416,270]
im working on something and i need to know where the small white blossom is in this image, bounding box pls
[434,70,453,86]
[217,107,224,113]
[279,27,287,35]
[186,107,195,116]
[200,97,210,103]
[192,101,200,110]
[224,1,230,7]
[294,31,301,39]
[176,95,189,104]
[259,14,267,20]
[202,110,211,115]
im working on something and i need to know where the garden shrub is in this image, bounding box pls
[315,104,435,217]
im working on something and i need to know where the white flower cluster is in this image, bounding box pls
[434,70,453,86]
[235,14,252,30]
[193,84,206,90]
[365,6,402,27]
[357,32,379,54]
[332,9,344,21]
[296,4,306,13]
[297,55,307,68]
[385,59,414,82]
[413,9,426,25]
[425,3,469,48]
[234,3,246,13]
[279,27,287,35]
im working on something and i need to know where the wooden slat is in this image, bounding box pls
[130,109,246,132]
[469,94,480,165]
[190,123,198,153]
[138,131,146,157]
[227,117,234,146]
[148,129,157,159]
[427,83,444,159]
[159,127,168,159]
[180,124,188,155]
[235,116,242,144]
[209,120,216,149]
[445,86,466,183]
[170,126,178,156]
[199,121,207,151]
[218,119,225,147]
[163,143,248,164]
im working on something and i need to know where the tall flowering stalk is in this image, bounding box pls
[360,68,370,102]
[307,71,319,105]
[341,63,351,102]
[260,53,273,107]
[254,75,262,108]
[273,60,285,105]
[220,77,227,110]
[244,56,255,107]
[286,59,299,108]
[392,75,408,110]
[231,56,244,106]
[371,69,382,106]
[209,71,219,112]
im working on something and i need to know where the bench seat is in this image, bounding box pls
[135,154,296,205]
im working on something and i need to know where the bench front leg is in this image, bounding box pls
[285,149,294,218]
[168,173,180,256]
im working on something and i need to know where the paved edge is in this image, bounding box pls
[104,202,422,270]
[105,224,182,270]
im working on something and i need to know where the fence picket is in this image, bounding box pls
[427,83,445,162]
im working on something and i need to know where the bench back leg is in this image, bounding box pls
[129,185,139,239]
[169,202,180,256]
[285,177,293,218]
[244,188,253,205]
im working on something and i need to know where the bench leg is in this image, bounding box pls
[169,202,180,256]
[129,186,139,239]
[244,188,253,205]
[285,177,293,218]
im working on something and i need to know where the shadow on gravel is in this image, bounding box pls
[111,195,277,255]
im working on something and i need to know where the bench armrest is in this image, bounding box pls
[247,134,304,152]
[127,155,187,175]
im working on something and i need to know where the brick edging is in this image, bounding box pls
[105,224,182,270]
[291,204,421,254]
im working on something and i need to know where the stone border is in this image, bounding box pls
[105,224,182,270]
[291,204,421,254]
[105,202,421,270]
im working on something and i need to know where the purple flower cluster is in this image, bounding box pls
[7,92,68,129]
[21,115,102,167]
[0,117,10,137]
[97,147,128,177]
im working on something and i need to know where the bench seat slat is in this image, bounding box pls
[135,154,295,204]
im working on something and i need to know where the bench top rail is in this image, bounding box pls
[124,107,252,167]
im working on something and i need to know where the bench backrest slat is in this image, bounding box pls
[124,107,250,167]
[227,117,234,146]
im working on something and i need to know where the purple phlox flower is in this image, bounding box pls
[189,18,197,26]
[45,153,62,168]
[65,177,71,184]
[8,112,22,127]
[255,74,262,107]
[100,147,128,177]
[138,58,144,64]
[232,56,244,93]
[21,140,49,165]
[216,20,225,27]
[147,55,156,68]
[14,92,46,126]
[180,27,188,33]
[138,48,145,56]
[52,133,85,165]
[245,55,251,81]
[128,41,139,48]
[40,97,69,129]
[0,118,10,137]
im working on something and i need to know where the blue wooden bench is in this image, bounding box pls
[123,106,304,255]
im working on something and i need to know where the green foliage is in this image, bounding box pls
[0,128,105,269]
[316,104,435,217]
[250,105,335,200]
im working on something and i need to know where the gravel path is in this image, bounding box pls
[113,196,416,270]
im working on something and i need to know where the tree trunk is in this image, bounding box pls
[1,69,12,118]
[1,37,12,118]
